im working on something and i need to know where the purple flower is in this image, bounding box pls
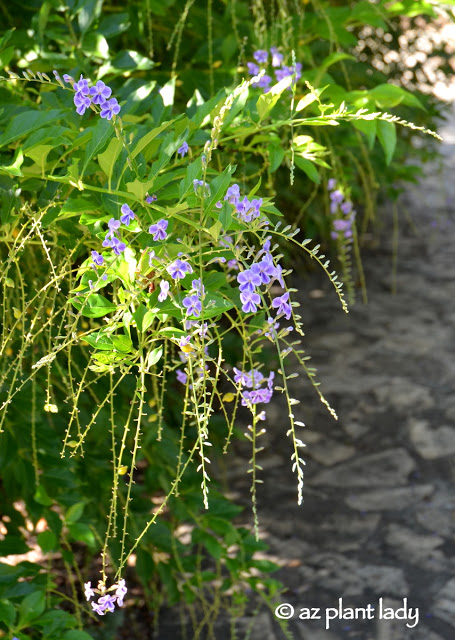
[148,219,168,241]
[107,218,121,238]
[92,594,117,615]
[252,259,275,284]
[227,259,238,270]
[215,201,223,209]
[73,75,90,94]
[340,201,353,215]
[74,92,91,116]
[120,204,135,226]
[84,582,95,601]
[270,47,284,67]
[146,194,157,203]
[111,237,126,255]
[240,289,261,313]
[176,369,187,384]
[158,280,169,302]
[91,250,104,266]
[183,295,202,317]
[234,368,264,388]
[177,141,189,157]
[102,234,113,248]
[63,74,73,83]
[247,62,260,75]
[100,97,121,120]
[271,292,292,319]
[191,278,205,297]
[236,197,262,222]
[115,579,127,607]
[224,184,240,204]
[275,66,292,82]
[253,49,268,64]
[193,179,210,196]
[89,80,112,105]
[328,178,337,191]
[330,189,344,204]
[167,259,193,280]
[271,263,285,288]
[255,74,272,92]
[237,268,261,292]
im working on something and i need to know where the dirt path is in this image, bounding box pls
[223,104,455,640]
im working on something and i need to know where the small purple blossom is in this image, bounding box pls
[237,268,261,292]
[330,189,344,204]
[247,62,260,75]
[191,278,205,297]
[74,92,91,115]
[177,141,189,157]
[340,201,353,215]
[176,369,187,384]
[146,194,157,203]
[148,219,168,241]
[111,237,127,255]
[270,47,284,67]
[328,178,337,191]
[100,97,121,120]
[91,250,104,266]
[183,295,202,317]
[115,579,127,607]
[240,289,261,313]
[84,582,95,601]
[255,74,272,92]
[89,80,112,105]
[224,184,240,205]
[252,259,275,285]
[63,74,73,83]
[107,218,121,238]
[193,179,210,196]
[120,204,135,226]
[158,280,170,302]
[215,201,223,209]
[253,49,268,64]
[167,259,193,280]
[73,75,90,94]
[271,292,291,319]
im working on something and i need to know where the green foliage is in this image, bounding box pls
[0,0,452,637]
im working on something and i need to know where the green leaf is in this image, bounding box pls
[112,334,133,353]
[37,530,58,553]
[82,118,113,176]
[377,120,397,165]
[0,110,65,149]
[81,331,114,351]
[71,294,117,318]
[0,148,23,177]
[68,523,96,548]
[146,345,163,368]
[34,484,53,506]
[65,502,86,525]
[98,137,123,182]
[131,118,177,160]
[0,536,29,555]
[257,75,293,121]
[369,83,424,110]
[294,156,320,183]
[63,630,96,640]
[18,590,45,627]
[59,198,99,219]
[352,119,377,150]
[205,164,236,217]
[0,600,16,627]
[218,201,232,231]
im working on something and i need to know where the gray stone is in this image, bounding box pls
[408,418,455,459]
[234,612,275,640]
[310,448,415,488]
[296,624,340,640]
[307,438,356,466]
[373,378,434,412]
[345,484,434,511]
[385,524,446,570]
[356,565,409,597]
[434,577,455,628]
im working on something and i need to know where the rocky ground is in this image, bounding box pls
[218,104,455,640]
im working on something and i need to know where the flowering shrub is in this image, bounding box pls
[0,1,450,638]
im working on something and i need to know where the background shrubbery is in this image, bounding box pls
[0,1,454,639]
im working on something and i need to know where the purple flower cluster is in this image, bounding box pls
[85,579,127,616]
[224,184,264,224]
[182,278,205,318]
[248,48,302,93]
[235,236,291,321]
[233,367,275,406]
[149,219,168,241]
[101,204,135,256]
[64,74,121,119]
[328,180,356,240]
[166,258,193,281]
[178,141,190,158]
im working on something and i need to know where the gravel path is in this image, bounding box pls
[223,104,455,640]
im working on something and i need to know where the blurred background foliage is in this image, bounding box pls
[0,1,454,638]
